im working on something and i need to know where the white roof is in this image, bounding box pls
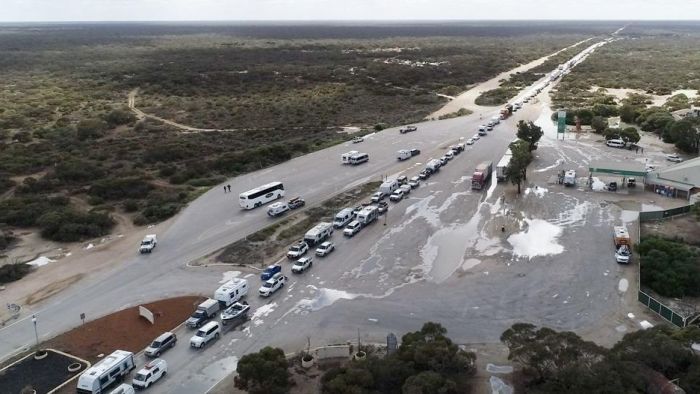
[81,350,133,379]
[614,226,630,238]
[216,279,246,293]
[144,234,156,239]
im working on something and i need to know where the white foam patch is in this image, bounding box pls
[627,313,636,319]
[640,320,654,329]
[26,256,55,267]
[618,278,629,293]
[461,258,482,271]
[220,271,242,283]
[551,200,591,227]
[490,376,514,394]
[508,219,564,259]
[297,286,359,311]
[524,186,548,198]
[251,302,277,322]
[535,158,564,173]
[85,243,94,250]
[591,177,606,191]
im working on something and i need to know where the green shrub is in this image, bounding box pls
[136,203,181,224]
[0,196,70,227]
[158,165,177,177]
[638,236,700,298]
[123,199,140,212]
[89,177,153,200]
[0,263,33,285]
[76,118,108,140]
[54,160,104,183]
[37,208,115,242]
[104,108,136,127]
[0,176,14,194]
[187,177,226,187]
[0,230,16,250]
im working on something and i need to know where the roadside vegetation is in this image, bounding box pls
[0,262,33,285]
[0,23,608,243]
[638,236,700,298]
[506,121,544,194]
[501,323,700,393]
[234,322,476,394]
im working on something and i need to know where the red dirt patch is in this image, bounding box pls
[45,296,203,362]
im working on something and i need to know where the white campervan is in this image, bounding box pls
[397,150,412,161]
[77,350,135,394]
[333,208,355,228]
[214,278,248,308]
[304,222,333,246]
[606,139,625,148]
[349,153,369,165]
[378,180,399,195]
[341,151,359,164]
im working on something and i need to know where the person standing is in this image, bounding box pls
[227,184,231,192]
[223,186,227,193]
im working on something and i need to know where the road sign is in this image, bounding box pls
[557,110,566,134]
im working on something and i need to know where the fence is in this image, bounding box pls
[638,204,696,327]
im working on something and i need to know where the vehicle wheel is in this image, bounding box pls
[171,341,176,347]
[156,351,160,357]
[215,333,220,339]
[162,371,167,377]
[309,262,313,267]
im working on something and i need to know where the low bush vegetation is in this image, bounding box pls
[638,236,700,298]
[501,323,700,393]
[0,263,33,285]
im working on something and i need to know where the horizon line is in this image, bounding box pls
[1,18,700,24]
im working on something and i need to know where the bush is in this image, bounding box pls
[54,160,104,183]
[76,118,108,140]
[475,87,519,106]
[37,208,114,242]
[104,108,136,127]
[0,196,70,227]
[638,236,700,298]
[89,177,153,200]
[0,176,15,194]
[0,230,16,250]
[135,203,181,225]
[0,263,33,285]
[123,199,140,212]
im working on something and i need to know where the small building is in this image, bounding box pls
[645,157,700,200]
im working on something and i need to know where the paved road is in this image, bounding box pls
[0,36,620,394]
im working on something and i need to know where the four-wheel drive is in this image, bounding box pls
[292,257,313,273]
[389,189,404,202]
[352,136,364,143]
[145,332,177,357]
[376,201,389,214]
[258,272,287,296]
[370,192,385,203]
[186,298,220,328]
[139,234,157,254]
[132,359,167,389]
[315,241,335,257]
[399,125,418,134]
[408,177,420,188]
[261,264,282,281]
[287,241,309,259]
[288,197,306,209]
[343,220,362,237]
[221,301,250,326]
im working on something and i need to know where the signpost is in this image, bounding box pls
[557,110,566,139]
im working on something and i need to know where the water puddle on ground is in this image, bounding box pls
[508,219,564,259]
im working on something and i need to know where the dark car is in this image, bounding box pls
[288,197,305,209]
[410,148,420,156]
[418,170,430,180]
[608,182,618,192]
[261,264,282,281]
[399,125,418,134]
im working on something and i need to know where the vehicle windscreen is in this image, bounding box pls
[134,373,148,381]
[195,330,206,337]
[151,340,162,348]
[263,282,273,288]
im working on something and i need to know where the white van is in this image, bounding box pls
[190,321,221,349]
[349,153,369,165]
[333,208,355,228]
[606,139,625,148]
[267,202,289,217]
[214,278,248,307]
[397,150,412,161]
[304,222,333,246]
[77,350,135,394]
[379,180,399,195]
[341,151,359,164]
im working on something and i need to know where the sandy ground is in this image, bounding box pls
[590,86,699,107]
[0,214,176,324]
[428,38,593,118]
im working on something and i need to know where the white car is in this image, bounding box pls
[139,234,157,254]
[466,138,475,145]
[666,154,683,163]
[399,184,411,195]
[408,176,420,188]
[389,189,404,202]
[286,240,308,259]
[315,241,335,256]
[472,134,480,141]
[258,272,287,297]
[292,257,313,273]
[132,359,167,389]
[445,151,454,160]
[352,136,364,143]
[370,191,385,202]
[344,220,362,237]
[190,321,221,349]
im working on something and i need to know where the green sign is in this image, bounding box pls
[557,110,566,134]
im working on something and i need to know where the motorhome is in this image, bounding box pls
[348,153,369,165]
[77,350,135,394]
[563,170,576,186]
[379,180,399,195]
[303,222,334,246]
[397,149,412,161]
[214,278,248,307]
[356,206,379,225]
[341,151,359,164]
[333,208,355,228]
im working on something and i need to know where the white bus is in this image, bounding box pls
[239,182,285,209]
[348,153,369,165]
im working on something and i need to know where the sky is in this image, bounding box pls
[3,0,700,22]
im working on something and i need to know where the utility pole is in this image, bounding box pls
[31,314,39,347]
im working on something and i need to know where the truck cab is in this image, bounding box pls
[139,234,157,254]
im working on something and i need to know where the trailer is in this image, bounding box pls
[613,226,632,264]
[496,150,512,182]
[471,161,493,190]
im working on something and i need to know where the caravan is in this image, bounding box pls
[333,208,355,228]
[304,222,334,246]
[77,350,135,394]
[214,278,248,307]
[378,180,399,195]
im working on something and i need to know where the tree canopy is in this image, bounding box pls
[505,139,532,194]
[516,120,544,151]
[235,346,291,394]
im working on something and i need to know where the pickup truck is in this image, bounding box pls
[139,234,157,254]
[399,125,418,134]
[220,301,250,326]
[287,240,309,259]
[186,299,219,328]
[292,257,313,273]
[261,264,282,281]
[259,273,287,297]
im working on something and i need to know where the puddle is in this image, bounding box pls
[201,355,239,382]
[618,278,629,293]
[486,364,514,374]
